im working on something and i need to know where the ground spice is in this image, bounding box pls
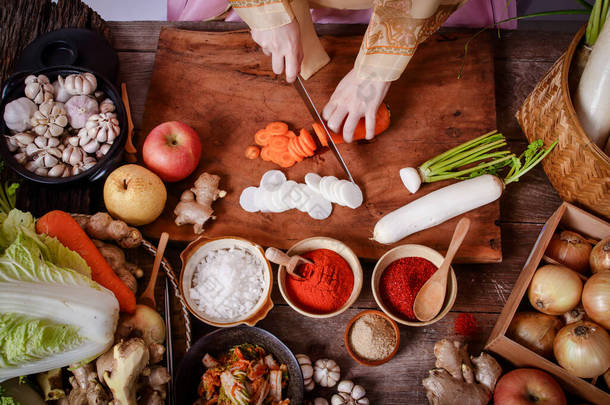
[379,257,437,320]
[349,313,397,361]
[454,313,478,336]
[284,249,353,314]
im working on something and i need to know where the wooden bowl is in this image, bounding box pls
[344,310,400,366]
[277,236,363,318]
[371,244,457,327]
[179,236,273,327]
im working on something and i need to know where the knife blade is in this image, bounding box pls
[293,76,355,183]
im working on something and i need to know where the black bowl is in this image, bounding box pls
[175,326,304,405]
[0,66,127,184]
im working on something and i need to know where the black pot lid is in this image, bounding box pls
[14,28,118,83]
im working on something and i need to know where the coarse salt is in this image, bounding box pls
[190,247,266,321]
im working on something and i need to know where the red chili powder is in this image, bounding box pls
[454,313,478,336]
[379,257,437,320]
[284,249,354,314]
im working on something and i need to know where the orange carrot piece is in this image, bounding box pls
[268,135,290,151]
[299,128,317,151]
[286,130,297,138]
[298,135,315,157]
[312,123,329,147]
[276,151,296,168]
[254,129,272,146]
[260,146,272,161]
[292,137,308,158]
[287,140,304,162]
[36,211,136,313]
[245,145,260,160]
[265,121,289,137]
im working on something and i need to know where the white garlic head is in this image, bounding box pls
[24,74,54,104]
[62,144,84,166]
[313,359,340,388]
[31,101,68,137]
[64,72,97,95]
[331,380,368,405]
[65,95,99,129]
[3,97,37,132]
[85,112,120,144]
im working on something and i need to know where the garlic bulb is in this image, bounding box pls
[24,74,54,104]
[85,113,120,144]
[296,354,314,391]
[53,77,72,103]
[64,72,97,95]
[331,380,369,405]
[65,95,99,129]
[99,98,115,114]
[31,101,68,137]
[313,359,340,388]
[3,97,37,132]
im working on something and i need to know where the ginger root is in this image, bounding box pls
[174,172,226,234]
[93,239,140,294]
[103,338,150,405]
[67,362,111,405]
[422,339,502,405]
[36,368,65,401]
[79,212,142,248]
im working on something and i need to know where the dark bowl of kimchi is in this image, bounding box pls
[175,326,304,404]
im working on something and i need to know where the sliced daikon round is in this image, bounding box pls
[304,173,322,192]
[271,189,290,212]
[260,170,286,192]
[278,180,299,209]
[340,181,364,209]
[239,186,259,212]
[308,195,333,220]
[319,176,337,202]
[295,184,312,212]
[331,180,346,205]
[254,188,271,213]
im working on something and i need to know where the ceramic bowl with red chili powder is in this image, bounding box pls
[278,237,363,318]
[372,244,457,327]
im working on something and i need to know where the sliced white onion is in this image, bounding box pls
[399,167,422,194]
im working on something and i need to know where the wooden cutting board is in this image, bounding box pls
[138,28,501,263]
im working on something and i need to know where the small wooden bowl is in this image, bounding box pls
[277,236,363,318]
[180,236,273,327]
[372,244,457,327]
[344,310,400,366]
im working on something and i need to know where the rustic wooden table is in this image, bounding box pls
[13,18,576,403]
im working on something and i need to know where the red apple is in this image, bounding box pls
[142,121,202,182]
[494,368,566,405]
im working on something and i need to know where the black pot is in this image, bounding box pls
[0,66,127,185]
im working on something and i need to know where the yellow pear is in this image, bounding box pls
[104,164,167,226]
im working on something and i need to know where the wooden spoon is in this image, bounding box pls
[265,247,312,280]
[121,82,137,155]
[413,218,471,322]
[139,232,169,308]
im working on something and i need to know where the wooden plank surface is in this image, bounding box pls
[136,27,502,262]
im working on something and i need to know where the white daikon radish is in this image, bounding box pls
[575,19,610,148]
[373,175,504,244]
[305,173,322,192]
[239,186,259,212]
[399,167,422,194]
[340,181,364,209]
[260,170,286,191]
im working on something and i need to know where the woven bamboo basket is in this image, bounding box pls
[516,26,610,219]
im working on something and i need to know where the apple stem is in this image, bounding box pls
[123,178,128,190]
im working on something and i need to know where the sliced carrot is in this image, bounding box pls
[287,140,304,162]
[286,130,297,138]
[276,151,296,168]
[312,123,329,147]
[268,135,290,151]
[298,135,315,157]
[255,129,272,146]
[260,146,272,161]
[245,145,260,160]
[291,137,307,158]
[299,128,317,151]
[265,121,289,137]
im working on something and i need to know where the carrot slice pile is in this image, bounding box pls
[266,122,289,136]
[248,121,320,168]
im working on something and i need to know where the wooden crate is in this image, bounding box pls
[486,202,610,404]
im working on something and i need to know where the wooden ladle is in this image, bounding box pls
[139,232,169,309]
[413,218,471,322]
[265,247,312,280]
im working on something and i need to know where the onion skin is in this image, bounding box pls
[545,231,592,274]
[528,265,583,315]
[507,312,563,358]
[590,237,610,274]
[553,321,610,378]
[582,271,610,329]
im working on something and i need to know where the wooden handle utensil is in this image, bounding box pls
[265,247,311,279]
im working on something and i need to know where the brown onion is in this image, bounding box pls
[582,271,610,329]
[507,312,563,358]
[554,321,610,378]
[545,231,593,274]
[528,265,583,315]
[590,237,610,274]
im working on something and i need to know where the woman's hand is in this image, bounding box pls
[322,68,391,142]
[251,20,304,83]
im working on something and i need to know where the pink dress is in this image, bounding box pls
[168,0,517,29]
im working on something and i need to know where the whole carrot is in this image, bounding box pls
[36,210,136,313]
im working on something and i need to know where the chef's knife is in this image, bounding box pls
[293,76,355,183]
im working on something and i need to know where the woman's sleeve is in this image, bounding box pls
[354,0,467,82]
[228,0,295,30]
